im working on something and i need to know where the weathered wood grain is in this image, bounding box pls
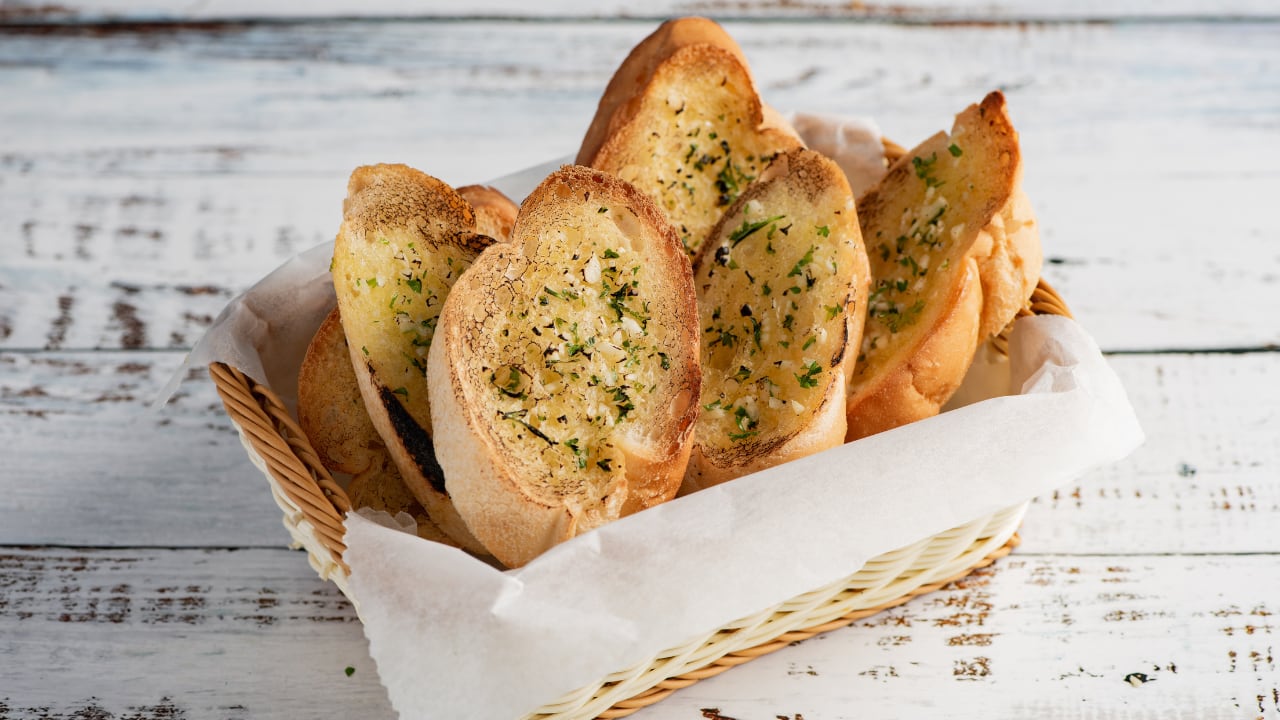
[1,547,1276,719]
[0,351,290,548]
[643,554,1280,719]
[1,0,1276,23]
[0,547,392,718]
[2,349,1276,555]
[1,21,1277,352]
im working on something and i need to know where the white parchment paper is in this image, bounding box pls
[166,116,1144,719]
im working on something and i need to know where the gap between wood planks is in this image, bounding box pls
[3,543,1277,558]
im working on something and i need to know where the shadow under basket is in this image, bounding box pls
[209,280,1071,719]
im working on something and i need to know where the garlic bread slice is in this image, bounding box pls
[297,307,461,549]
[457,184,518,243]
[332,163,494,554]
[684,149,869,492]
[581,18,802,257]
[848,91,1042,440]
[428,165,701,567]
[298,307,384,477]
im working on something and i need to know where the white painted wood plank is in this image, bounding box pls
[2,350,1278,556]
[0,547,393,717]
[1,21,1277,351]
[2,548,1277,719]
[638,554,1280,720]
[2,0,1276,23]
[0,351,293,548]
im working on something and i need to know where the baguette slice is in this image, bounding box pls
[297,307,385,477]
[684,149,869,492]
[429,165,701,567]
[331,163,495,554]
[346,457,460,547]
[457,184,518,243]
[848,91,1042,440]
[580,17,803,257]
[296,307,460,548]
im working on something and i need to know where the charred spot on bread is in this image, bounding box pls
[377,381,447,495]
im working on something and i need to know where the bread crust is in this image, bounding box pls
[845,91,1041,441]
[583,32,803,256]
[457,184,518,243]
[332,163,493,554]
[429,165,700,567]
[683,148,867,492]
[297,307,384,476]
[578,17,751,167]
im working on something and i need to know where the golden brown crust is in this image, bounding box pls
[429,165,701,567]
[583,34,803,256]
[457,184,519,243]
[346,458,462,548]
[332,163,494,554]
[844,259,982,441]
[577,17,752,167]
[683,148,867,491]
[297,307,384,476]
[845,91,1041,441]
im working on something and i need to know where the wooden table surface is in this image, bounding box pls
[2,2,1278,718]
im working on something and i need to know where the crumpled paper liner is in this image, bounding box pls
[344,313,1142,718]
[165,115,1144,719]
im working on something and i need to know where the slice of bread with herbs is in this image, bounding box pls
[848,91,1041,441]
[684,148,869,492]
[579,17,803,257]
[331,163,495,554]
[428,165,701,567]
[297,307,460,548]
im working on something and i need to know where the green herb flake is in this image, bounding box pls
[795,360,822,388]
[948,143,963,157]
[345,666,356,677]
[787,246,816,277]
[816,225,830,237]
[406,277,423,294]
[802,335,816,351]
[825,305,840,321]
[392,386,409,398]
[603,248,620,259]
[728,214,786,248]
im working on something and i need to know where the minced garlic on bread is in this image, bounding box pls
[331,163,495,553]
[684,148,870,492]
[428,165,701,567]
[847,91,1041,441]
[580,17,803,257]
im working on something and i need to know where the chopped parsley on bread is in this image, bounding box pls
[847,91,1042,440]
[331,163,497,553]
[580,17,802,257]
[428,165,701,567]
[684,148,869,491]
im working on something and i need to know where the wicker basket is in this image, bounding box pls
[209,273,1070,719]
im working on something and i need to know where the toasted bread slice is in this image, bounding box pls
[296,307,460,548]
[848,92,1041,440]
[580,18,803,257]
[457,184,518,243]
[684,149,869,492]
[332,163,495,554]
[346,457,460,547]
[428,165,701,567]
[298,307,385,476]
